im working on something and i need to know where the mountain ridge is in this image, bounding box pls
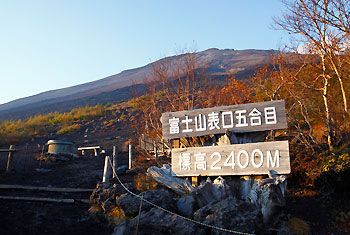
[0,48,278,120]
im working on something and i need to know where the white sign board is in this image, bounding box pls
[171,141,290,176]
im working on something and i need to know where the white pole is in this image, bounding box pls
[102,156,111,183]
[128,144,132,169]
[112,146,117,178]
[153,140,158,158]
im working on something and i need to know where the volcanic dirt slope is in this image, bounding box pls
[0,48,277,120]
[0,157,114,235]
[0,110,135,235]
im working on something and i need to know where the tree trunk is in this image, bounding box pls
[321,55,333,151]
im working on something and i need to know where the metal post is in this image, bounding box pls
[112,146,117,178]
[102,156,111,183]
[6,145,15,172]
[128,144,132,169]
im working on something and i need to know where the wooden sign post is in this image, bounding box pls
[0,145,18,172]
[161,100,290,179]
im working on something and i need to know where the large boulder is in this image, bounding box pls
[116,193,140,217]
[191,177,231,207]
[116,196,262,235]
[193,196,263,234]
[116,165,128,175]
[116,189,176,217]
[121,207,206,235]
[247,170,287,224]
[141,189,176,212]
[176,196,196,217]
[90,182,138,204]
[112,222,127,235]
[147,164,193,195]
[89,182,139,217]
[147,164,287,227]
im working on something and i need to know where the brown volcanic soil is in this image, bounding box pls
[0,116,135,235]
[0,156,115,235]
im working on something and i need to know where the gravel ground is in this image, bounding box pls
[0,153,120,235]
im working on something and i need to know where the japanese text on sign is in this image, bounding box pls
[162,100,287,139]
[172,141,290,176]
[169,107,276,134]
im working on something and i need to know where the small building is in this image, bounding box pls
[47,140,76,156]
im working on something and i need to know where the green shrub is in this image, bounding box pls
[322,152,350,172]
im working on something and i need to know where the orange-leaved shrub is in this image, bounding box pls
[134,173,158,192]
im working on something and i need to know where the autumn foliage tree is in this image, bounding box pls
[132,49,212,149]
[273,0,350,150]
[132,49,255,150]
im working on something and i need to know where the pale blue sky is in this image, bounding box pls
[0,0,288,105]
